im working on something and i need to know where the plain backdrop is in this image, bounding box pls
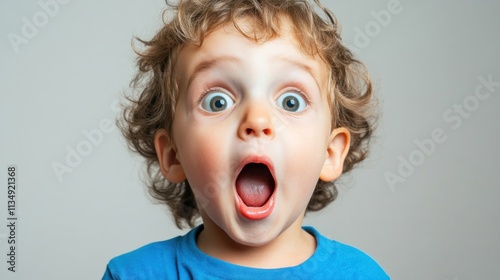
[1,0,499,279]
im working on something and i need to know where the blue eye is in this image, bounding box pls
[201,92,235,112]
[276,92,307,112]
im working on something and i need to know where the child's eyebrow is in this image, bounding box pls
[185,55,322,91]
[186,56,239,89]
[273,55,323,90]
[275,56,317,79]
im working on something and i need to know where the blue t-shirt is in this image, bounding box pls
[103,225,389,279]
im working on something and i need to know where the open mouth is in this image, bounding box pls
[236,163,275,208]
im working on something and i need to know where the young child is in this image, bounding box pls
[103,0,388,278]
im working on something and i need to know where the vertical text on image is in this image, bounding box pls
[6,166,18,272]
[385,75,499,191]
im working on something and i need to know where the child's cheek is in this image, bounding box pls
[175,119,234,194]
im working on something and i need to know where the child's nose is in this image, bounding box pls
[237,102,275,140]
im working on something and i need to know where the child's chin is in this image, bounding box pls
[224,222,282,247]
[230,233,277,247]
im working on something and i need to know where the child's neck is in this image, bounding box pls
[196,217,316,269]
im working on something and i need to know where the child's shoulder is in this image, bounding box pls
[103,235,182,280]
[303,226,389,278]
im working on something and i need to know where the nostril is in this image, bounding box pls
[245,128,272,136]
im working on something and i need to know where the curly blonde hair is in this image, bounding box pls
[119,0,376,229]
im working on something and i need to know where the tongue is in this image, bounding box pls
[236,163,274,207]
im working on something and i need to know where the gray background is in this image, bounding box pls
[1,0,499,279]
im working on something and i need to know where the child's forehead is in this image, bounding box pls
[175,20,329,87]
[187,17,317,56]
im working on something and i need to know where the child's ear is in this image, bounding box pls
[154,129,186,183]
[319,127,351,182]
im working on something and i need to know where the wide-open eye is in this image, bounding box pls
[276,91,307,112]
[201,92,235,112]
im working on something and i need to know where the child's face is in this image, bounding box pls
[158,20,348,246]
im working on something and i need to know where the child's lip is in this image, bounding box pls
[235,192,276,220]
[234,155,277,220]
